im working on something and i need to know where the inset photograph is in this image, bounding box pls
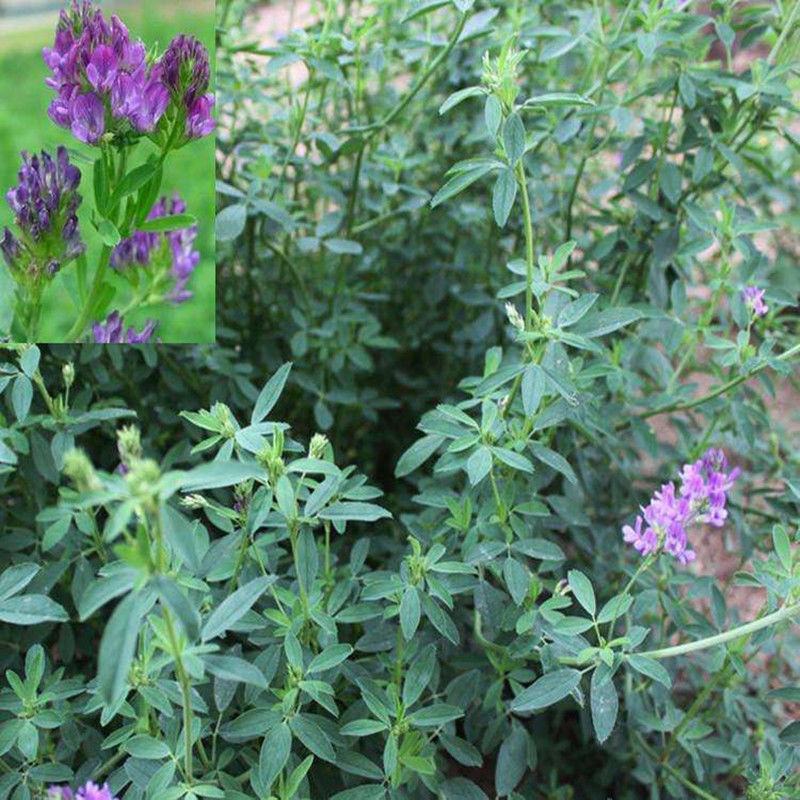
[0,0,215,343]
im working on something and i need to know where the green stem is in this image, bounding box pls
[634,603,800,660]
[635,733,719,800]
[639,341,800,420]
[563,0,638,242]
[162,605,194,782]
[767,0,800,64]
[515,161,535,330]
[65,244,112,341]
[605,553,655,640]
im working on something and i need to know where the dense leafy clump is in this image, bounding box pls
[2,0,800,798]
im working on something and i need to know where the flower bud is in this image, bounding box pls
[62,448,101,492]
[308,433,329,459]
[117,425,143,470]
[62,362,75,389]
[505,302,525,331]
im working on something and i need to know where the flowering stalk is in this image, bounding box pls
[634,602,800,661]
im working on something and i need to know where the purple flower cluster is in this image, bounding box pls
[111,194,199,303]
[1,146,84,280]
[160,35,216,140]
[92,311,155,344]
[622,448,740,564]
[43,2,167,144]
[49,782,117,800]
[43,2,214,147]
[742,285,768,318]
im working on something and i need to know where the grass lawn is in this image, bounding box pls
[0,0,215,343]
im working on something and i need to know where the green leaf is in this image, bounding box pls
[110,162,158,207]
[324,238,363,255]
[772,525,791,571]
[558,294,599,328]
[779,720,800,745]
[289,714,336,762]
[529,442,577,485]
[572,307,642,338]
[567,569,595,616]
[509,669,582,712]
[521,364,545,417]
[590,664,618,743]
[97,218,121,247]
[0,594,68,625]
[596,593,633,624]
[296,528,318,595]
[402,645,436,708]
[180,460,264,491]
[307,643,353,674]
[523,92,593,107]
[204,654,267,688]
[285,755,314,796]
[318,502,391,522]
[399,586,421,641]
[495,724,527,796]
[658,162,681,204]
[408,703,463,728]
[627,654,672,688]
[466,446,492,486]
[215,204,247,241]
[258,722,291,789]
[153,577,200,640]
[251,362,292,423]
[341,719,389,737]
[124,734,171,759]
[431,162,497,208]
[138,214,196,233]
[0,563,39,601]
[202,576,276,641]
[98,590,154,704]
[492,168,517,227]
[330,786,386,800]
[503,112,525,165]
[11,375,33,421]
[439,85,485,115]
[19,347,40,378]
[395,434,444,478]
[440,778,489,800]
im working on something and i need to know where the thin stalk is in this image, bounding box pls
[162,605,195,782]
[65,244,112,341]
[605,553,655,639]
[515,161,535,330]
[635,733,719,800]
[563,0,638,242]
[340,11,467,231]
[767,0,800,64]
[634,603,800,660]
[638,341,800,420]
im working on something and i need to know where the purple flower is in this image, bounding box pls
[43,2,165,144]
[3,147,84,282]
[92,311,156,344]
[111,194,199,304]
[186,94,216,140]
[49,782,117,800]
[742,285,768,318]
[156,35,215,143]
[622,447,739,565]
[160,34,210,106]
[86,44,118,92]
[71,93,106,144]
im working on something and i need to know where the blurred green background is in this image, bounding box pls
[0,0,215,343]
